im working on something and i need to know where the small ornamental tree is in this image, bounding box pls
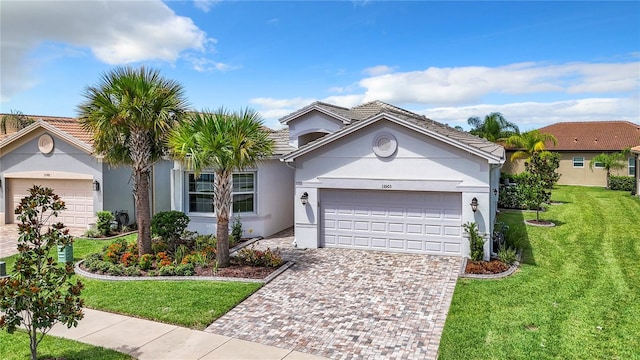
[531,151,561,189]
[522,152,556,221]
[0,186,84,360]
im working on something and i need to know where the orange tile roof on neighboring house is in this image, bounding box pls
[0,114,93,145]
[538,121,640,151]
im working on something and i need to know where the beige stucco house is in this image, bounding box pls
[503,121,640,186]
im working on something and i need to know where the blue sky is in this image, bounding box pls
[1,1,638,130]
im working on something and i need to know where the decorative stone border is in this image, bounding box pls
[524,220,556,227]
[458,249,522,280]
[75,260,294,284]
[73,236,292,284]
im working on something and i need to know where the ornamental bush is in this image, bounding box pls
[96,210,115,236]
[151,211,191,254]
[463,222,485,261]
[608,175,635,191]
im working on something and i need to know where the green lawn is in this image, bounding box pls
[0,330,132,360]
[439,186,640,359]
[2,233,261,332]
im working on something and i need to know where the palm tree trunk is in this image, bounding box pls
[130,129,153,256]
[134,169,152,256]
[215,170,232,267]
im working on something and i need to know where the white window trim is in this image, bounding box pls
[232,172,257,215]
[573,157,585,168]
[184,171,257,216]
[629,157,636,176]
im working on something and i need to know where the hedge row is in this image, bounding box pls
[609,176,636,192]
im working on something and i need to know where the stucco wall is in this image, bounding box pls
[173,159,294,238]
[102,165,135,224]
[0,131,103,223]
[504,151,632,187]
[287,112,343,148]
[291,120,495,259]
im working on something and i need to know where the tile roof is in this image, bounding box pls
[537,121,640,151]
[267,128,295,156]
[1,113,293,159]
[282,100,505,160]
[0,114,93,145]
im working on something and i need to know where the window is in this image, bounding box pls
[630,157,636,177]
[186,172,256,214]
[188,173,215,213]
[593,161,605,168]
[233,173,255,213]
[573,157,584,168]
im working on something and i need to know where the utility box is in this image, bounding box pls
[57,244,74,263]
[0,261,6,277]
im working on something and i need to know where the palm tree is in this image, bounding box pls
[1,110,34,134]
[589,151,628,189]
[78,66,189,256]
[467,112,520,142]
[168,108,273,267]
[505,130,558,161]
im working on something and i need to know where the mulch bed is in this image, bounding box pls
[465,259,510,275]
[195,264,278,279]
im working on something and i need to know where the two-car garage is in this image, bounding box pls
[321,189,463,256]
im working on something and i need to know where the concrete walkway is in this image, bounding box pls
[48,308,328,360]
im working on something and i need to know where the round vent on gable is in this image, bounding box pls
[372,132,397,158]
[38,134,54,154]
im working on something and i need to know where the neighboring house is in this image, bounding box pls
[632,145,640,196]
[280,101,505,260]
[503,121,640,186]
[0,116,171,227]
[169,128,295,238]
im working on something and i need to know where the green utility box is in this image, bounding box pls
[0,261,6,277]
[57,244,74,263]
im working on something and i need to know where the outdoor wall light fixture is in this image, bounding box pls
[93,180,100,192]
[470,197,479,212]
[300,192,309,206]
[493,188,498,196]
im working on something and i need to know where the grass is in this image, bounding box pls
[0,330,132,360]
[439,186,640,359]
[2,232,262,334]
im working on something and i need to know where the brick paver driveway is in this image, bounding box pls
[206,229,462,360]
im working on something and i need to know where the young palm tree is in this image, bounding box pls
[168,108,273,267]
[467,112,520,142]
[78,66,189,256]
[589,151,628,189]
[0,110,34,134]
[505,130,558,161]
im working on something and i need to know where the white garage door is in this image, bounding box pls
[8,179,95,227]
[322,189,463,255]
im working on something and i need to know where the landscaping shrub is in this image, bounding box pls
[138,254,154,271]
[175,263,195,276]
[158,265,176,276]
[497,247,518,265]
[498,184,528,209]
[235,246,283,267]
[151,211,190,253]
[230,215,243,246]
[463,222,485,261]
[500,172,527,185]
[96,210,115,236]
[608,175,635,191]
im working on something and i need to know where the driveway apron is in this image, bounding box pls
[206,230,462,360]
[0,224,86,258]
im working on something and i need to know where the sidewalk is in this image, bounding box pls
[48,308,327,360]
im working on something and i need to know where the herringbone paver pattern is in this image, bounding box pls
[206,228,461,360]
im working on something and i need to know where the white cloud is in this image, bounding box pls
[253,60,639,129]
[357,62,639,106]
[420,97,640,130]
[1,0,212,101]
[194,0,221,13]
[363,65,395,76]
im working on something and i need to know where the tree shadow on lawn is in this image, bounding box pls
[501,210,537,266]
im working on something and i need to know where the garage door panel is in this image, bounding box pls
[8,178,95,227]
[322,189,462,256]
